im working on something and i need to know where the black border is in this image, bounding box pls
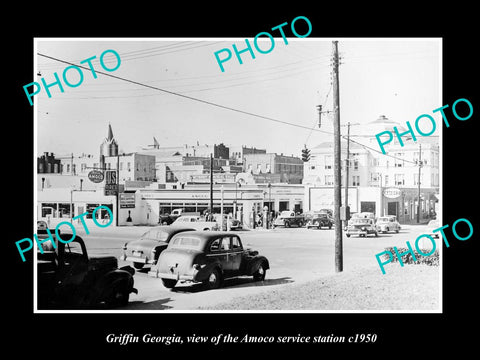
[8,5,478,354]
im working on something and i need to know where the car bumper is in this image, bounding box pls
[148,268,197,281]
[347,230,372,236]
[120,254,155,264]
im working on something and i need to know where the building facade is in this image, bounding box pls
[303,115,440,223]
[243,153,304,184]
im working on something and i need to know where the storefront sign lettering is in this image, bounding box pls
[383,188,401,199]
[88,170,104,183]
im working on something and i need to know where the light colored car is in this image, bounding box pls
[120,226,195,269]
[171,215,219,231]
[213,214,242,231]
[376,216,401,234]
[346,218,378,237]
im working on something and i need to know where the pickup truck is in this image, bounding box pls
[273,211,305,228]
[37,228,137,309]
[159,209,185,225]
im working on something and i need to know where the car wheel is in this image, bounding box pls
[162,278,177,289]
[284,221,291,228]
[375,231,378,237]
[382,230,387,234]
[395,229,399,233]
[102,281,130,308]
[204,268,222,290]
[313,221,320,228]
[298,221,304,227]
[133,262,144,270]
[253,263,267,282]
[328,224,332,229]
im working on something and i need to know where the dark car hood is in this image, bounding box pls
[126,239,168,252]
[88,255,118,272]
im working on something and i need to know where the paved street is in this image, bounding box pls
[70,223,436,311]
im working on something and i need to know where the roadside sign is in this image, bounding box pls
[104,170,118,196]
[120,193,135,208]
[88,169,104,183]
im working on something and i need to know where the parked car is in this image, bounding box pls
[159,209,196,225]
[213,214,242,231]
[319,208,334,220]
[37,228,137,309]
[306,213,333,229]
[346,218,378,237]
[121,226,195,269]
[425,219,441,239]
[376,215,401,233]
[148,231,270,290]
[273,210,305,228]
[171,215,219,231]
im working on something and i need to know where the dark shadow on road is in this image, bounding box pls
[121,297,174,310]
[171,276,294,293]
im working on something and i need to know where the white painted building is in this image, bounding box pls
[303,115,440,223]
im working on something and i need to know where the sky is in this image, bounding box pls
[34,38,441,159]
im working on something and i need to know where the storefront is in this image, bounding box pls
[37,188,115,228]
[305,185,439,224]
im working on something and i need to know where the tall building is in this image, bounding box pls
[100,123,119,157]
[37,152,61,174]
[303,115,440,223]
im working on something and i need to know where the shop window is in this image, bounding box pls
[41,203,57,217]
[86,204,100,219]
[58,203,73,218]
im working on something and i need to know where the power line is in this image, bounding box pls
[37,53,427,166]
[37,52,337,134]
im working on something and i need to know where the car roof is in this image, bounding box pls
[171,231,239,239]
[147,225,196,234]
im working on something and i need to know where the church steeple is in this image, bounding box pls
[100,123,119,164]
[107,123,115,142]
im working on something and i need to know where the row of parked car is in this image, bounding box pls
[36,219,268,309]
[271,209,402,238]
[345,212,401,238]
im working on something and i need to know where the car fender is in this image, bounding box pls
[194,260,224,282]
[246,256,270,275]
[91,268,137,302]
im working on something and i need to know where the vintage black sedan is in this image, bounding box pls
[37,231,136,309]
[148,231,270,290]
[121,226,195,269]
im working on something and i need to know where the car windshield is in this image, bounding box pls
[170,236,201,249]
[377,217,389,222]
[64,241,83,256]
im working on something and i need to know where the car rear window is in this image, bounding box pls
[141,230,169,241]
[170,236,201,249]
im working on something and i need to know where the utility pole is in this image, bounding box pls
[345,122,351,225]
[332,41,343,273]
[116,154,120,226]
[417,144,422,223]
[210,153,213,215]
